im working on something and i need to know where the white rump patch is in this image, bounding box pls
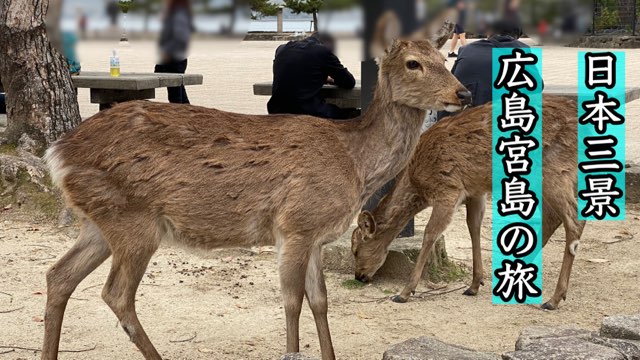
[44,145,70,189]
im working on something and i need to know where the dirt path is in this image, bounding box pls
[1,204,638,359]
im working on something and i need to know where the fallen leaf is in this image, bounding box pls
[357,312,373,320]
[587,258,609,263]
[32,316,44,322]
[198,348,214,354]
[3,204,12,211]
[32,291,46,296]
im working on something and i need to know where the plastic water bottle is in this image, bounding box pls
[110,49,120,77]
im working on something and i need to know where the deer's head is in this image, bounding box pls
[351,211,389,282]
[372,12,471,112]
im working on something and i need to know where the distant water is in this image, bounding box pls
[61,3,361,34]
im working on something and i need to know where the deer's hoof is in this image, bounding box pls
[541,301,558,311]
[462,288,478,296]
[391,295,408,303]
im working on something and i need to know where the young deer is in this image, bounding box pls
[351,96,585,310]
[41,14,470,360]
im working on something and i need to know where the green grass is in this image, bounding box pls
[341,279,366,290]
[0,143,18,156]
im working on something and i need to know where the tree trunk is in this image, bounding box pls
[0,0,81,153]
[313,10,318,32]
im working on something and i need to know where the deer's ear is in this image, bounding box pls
[429,21,455,50]
[357,211,377,236]
[370,11,401,60]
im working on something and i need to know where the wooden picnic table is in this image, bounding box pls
[2,72,203,111]
[253,82,640,108]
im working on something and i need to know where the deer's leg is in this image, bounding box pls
[542,216,586,311]
[393,200,457,303]
[279,239,311,355]
[101,228,161,359]
[305,245,335,360]
[463,195,486,296]
[42,220,111,360]
[541,209,562,248]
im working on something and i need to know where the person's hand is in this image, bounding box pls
[326,76,335,85]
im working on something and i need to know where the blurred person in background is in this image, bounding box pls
[439,19,529,119]
[105,0,119,28]
[78,9,88,40]
[503,0,521,27]
[0,93,5,115]
[154,0,194,104]
[448,0,468,58]
[268,33,357,120]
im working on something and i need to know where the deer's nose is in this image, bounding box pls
[457,89,472,106]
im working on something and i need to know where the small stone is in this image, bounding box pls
[383,337,500,360]
[601,314,640,340]
[279,353,318,360]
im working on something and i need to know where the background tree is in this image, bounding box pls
[130,0,163,33]
[283,0,323,31]
[0,0,81,153]
[250,0,280,19]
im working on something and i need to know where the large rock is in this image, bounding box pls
[279,353,318,360]
[601,314,640,341]
[514,326,593,350]
[323,228,452,281]
[505,325,640,360]
[383,337,500,360]
[0,134,61,219]
[589,336,640,359]
[504,336,625,360]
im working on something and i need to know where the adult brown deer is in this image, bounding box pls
[41,13,470,360]
[351,96,585,310]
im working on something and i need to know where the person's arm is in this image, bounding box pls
[325,52,356,89]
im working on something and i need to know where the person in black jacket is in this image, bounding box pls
[0,93,6,115]
[437,20,530,121]
[451,20,529,107]
[268,33,357,120]
[154,0,193,104]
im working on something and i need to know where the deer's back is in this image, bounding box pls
[409,96,578,201]
[48,101,362,248]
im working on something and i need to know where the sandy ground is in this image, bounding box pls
[1,39,639,359]
[1,205,639,359]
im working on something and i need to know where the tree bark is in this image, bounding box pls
[0,0,81,153]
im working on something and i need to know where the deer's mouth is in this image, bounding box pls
[442,103,463,112]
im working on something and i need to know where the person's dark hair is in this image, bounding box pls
[489,19,523,39]
[310,32,336,51]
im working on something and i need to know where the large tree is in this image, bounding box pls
[283,0,323,31]
[131,0,163,33]
[0,0,81,153]
[250,0,280,19]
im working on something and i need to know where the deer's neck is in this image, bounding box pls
[343,75,425,203]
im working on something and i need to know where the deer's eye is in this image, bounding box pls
[406,60,421,70]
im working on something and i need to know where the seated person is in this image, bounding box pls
[0,93,5,115]
[268,33,357,120]
[437,20,530,121]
